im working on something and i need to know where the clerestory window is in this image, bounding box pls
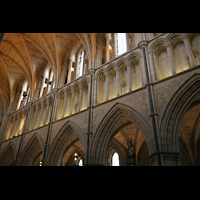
[115,33,127,56]
[77,51,84,78]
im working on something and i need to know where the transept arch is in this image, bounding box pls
[90,103,154,165]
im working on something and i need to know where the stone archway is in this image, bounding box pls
[158,73,200,166]
[91,103,154,165]
[105,121,150,166]
[46,121,86,166]
[0,142,16,166]
[18,133,44,166]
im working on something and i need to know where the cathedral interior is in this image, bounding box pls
[0,33,200,166]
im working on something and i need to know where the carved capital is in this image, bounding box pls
[138,40,148,49]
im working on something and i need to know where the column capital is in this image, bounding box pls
[138,40,148,49]
[180,33,188,40]
[88,68,96,74]
[163,42,172,49]
[52,88,58,93]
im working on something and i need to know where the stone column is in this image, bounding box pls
[105,72,109,101]
[98,40,102,66]
[149,152,181,166]
[181,34,196,68]
[87,81,92,107]
[16,89,24,110]
[62,91,68,118]
[33,104,39,129]
[2,114,11,141]
[126,63,132,92]
[126,33,129,51]
[39,75,46,98]
[116,68,120,96]
[67,57,74,83]
[139,59,144,87]
[96,77,99,104]
[152,51,159,81]
[43,101,50,125]
[105,33,110,63]
[14,113,21,136]
[93,78,97,106]
[78,85,83,112]
[24,102,32,132]
[165,43,176,75]
[9,115,17,138]
[70,89,75,115]
[37,104,44,128]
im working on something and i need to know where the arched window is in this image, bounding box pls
[115,33,127,56]
[17,80,30,110]
[39,67,54,98]
[78,159,83,166]
[112,152,119,166]
[77,50,84,78]
[194,53,200,65]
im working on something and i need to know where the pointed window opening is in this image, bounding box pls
[115,33,127,56]
[112,152,119,166]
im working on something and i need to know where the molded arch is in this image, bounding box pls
[106,63,116,73]
[159,73,200,153]
[0,141,17,166]
[95,68,107,79]
[18,132,44,166]
[148,38,167,53]
[116,57,128,69]
[165,33,184,44]
[79,76,90,86]
[46,120,86,166]
[127,51,142,64]
[91,103,154,164]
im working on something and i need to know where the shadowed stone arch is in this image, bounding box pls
[0,142,17,166]
[46,120,86,166]
[91,103,154,165]
[159,73,200,153]
[18,133,44,166]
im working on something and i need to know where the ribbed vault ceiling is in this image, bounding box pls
[0,33,99,121]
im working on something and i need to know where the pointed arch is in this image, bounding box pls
[76,33,92,70]
[91,103,154,164]
[18,133,44,166]
[159,73,200,153]
[0,142,17,166]
[46,120,86,166]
